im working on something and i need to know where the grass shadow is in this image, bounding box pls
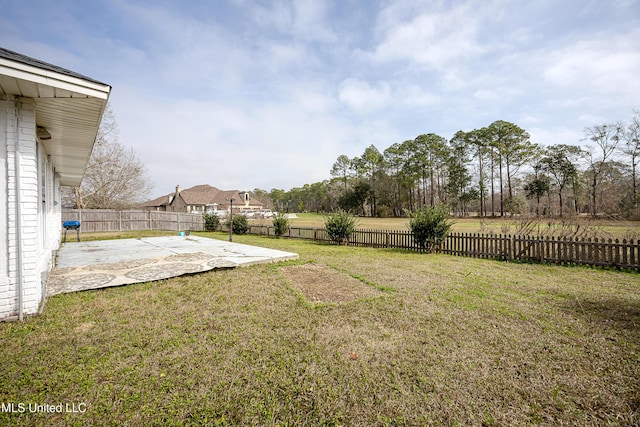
[560,295,640,336]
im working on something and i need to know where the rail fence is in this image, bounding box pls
[62,210,640,270]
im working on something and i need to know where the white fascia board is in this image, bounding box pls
[0,59,111,99]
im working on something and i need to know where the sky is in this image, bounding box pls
[1,0,639,199]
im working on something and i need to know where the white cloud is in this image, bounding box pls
[111,88,355,195]
[289,84,337,114]
[370,3,485,69]
[336,79,439,114]
[291,0,337,43]
[543,29,640,101]
[528,126,583,148]
[398,85,441,107]
[338,78,392,112]
[239,0,337,43]
[473,86,523,102]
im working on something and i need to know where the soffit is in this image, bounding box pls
[0,54,111,186]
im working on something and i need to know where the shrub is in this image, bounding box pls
[227,214,249,235]
[407,204,453,252]
[324,210,358,245]
[272,212,289,237]
[377,205,391,218]
[203,212,220,231]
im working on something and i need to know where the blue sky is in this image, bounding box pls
[1,0,639,198]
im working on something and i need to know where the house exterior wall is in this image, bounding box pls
[0,100,9,317]
[168,194,187,212]
[0,98,60,320]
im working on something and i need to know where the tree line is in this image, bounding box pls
[259,112,640,219]
[63,104,638,219]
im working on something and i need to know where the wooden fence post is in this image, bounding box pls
[508,235,514,261]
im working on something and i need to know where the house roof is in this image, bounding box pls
[0,47,111,186]
[144,193,173,208]
[179,184,222,205]
[144,185,264,208]
[0,47,108,86]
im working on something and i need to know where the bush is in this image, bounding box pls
[227,214,249,235]
[376,205,391,218]
[203,212,220,231]
[272,212,289,237]
[324,210,358,245]
[505,196,528,216]
[408,204,453,252]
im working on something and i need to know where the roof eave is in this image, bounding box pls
[0,59,111,99]
[0,58,111,187]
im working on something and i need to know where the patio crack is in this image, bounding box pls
[138,237,182,254]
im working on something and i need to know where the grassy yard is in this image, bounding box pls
[277,213,640,239]
[1,233,639,426]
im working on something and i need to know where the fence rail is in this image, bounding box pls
[63,210,640,270]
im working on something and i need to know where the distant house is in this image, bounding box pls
[144,185,264,214]
[0,47,111,320]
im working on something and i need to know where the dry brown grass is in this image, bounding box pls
[284,213,640,239]
[280,263,385,304]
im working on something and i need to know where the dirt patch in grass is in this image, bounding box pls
[280,263,383,304]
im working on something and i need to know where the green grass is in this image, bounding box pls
[2,233,639,426]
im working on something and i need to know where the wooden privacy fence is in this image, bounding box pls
[62,210,204,232]
[62,210,640,270]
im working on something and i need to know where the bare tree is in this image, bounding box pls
[62,104,153,209]
[620,111,640,213]
[582,122,623,217]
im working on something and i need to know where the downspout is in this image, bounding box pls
[38,165,53,315]
[13,100,24,321]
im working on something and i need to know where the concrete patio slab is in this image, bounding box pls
[47,236,298,295]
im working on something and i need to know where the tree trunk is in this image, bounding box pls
[506,157,513,216]
[498,157,504,217]
[632,155,638,212]
[429,166,435,207]
[73,187,84,209]
[591,174,598,217]
[490,156,495,217]
[478,155,485,217]
[558,188,564,218]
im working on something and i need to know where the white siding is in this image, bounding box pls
[0,97,61,320]
[0,100,10,316]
